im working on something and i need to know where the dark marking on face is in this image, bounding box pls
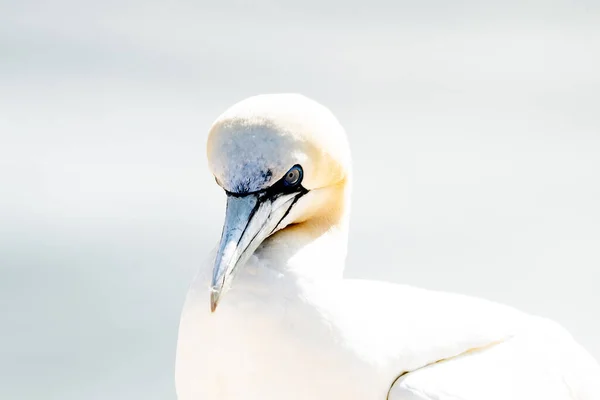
[262,169,273,183]
[225,165,306,200]
[232,177,253,194]
[231,168,274,194]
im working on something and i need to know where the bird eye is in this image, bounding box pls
[283,165,303,187]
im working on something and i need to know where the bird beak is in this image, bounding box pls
[210,191,303,312]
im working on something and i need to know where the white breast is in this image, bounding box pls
[175,253,534,400]
[176,257,387,400]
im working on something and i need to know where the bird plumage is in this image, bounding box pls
[176,93,600,400]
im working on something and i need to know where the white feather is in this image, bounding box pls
[176,94,600,400]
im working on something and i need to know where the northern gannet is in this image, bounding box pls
[175,93,600,400]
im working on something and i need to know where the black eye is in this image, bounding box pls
[283,165,303,187]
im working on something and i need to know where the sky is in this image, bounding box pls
[1,1,599,399]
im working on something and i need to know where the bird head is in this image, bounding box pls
[206,93,351,312]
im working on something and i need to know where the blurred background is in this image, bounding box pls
[1,0,599,399]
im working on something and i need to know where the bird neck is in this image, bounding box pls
[255,179,351,280]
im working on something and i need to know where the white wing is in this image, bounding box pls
[389,317,600,400]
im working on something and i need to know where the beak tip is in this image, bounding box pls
[210,290,219,313]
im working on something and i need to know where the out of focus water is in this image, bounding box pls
[1,1,599,399]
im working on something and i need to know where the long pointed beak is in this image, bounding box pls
[210,191,303,312]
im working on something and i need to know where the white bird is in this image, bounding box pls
[175,94,600,400]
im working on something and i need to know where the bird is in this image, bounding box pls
[175,93,600,400]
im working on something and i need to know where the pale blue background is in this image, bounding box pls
[1,1,599,399]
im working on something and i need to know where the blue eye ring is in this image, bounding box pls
[283,165,303,187]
